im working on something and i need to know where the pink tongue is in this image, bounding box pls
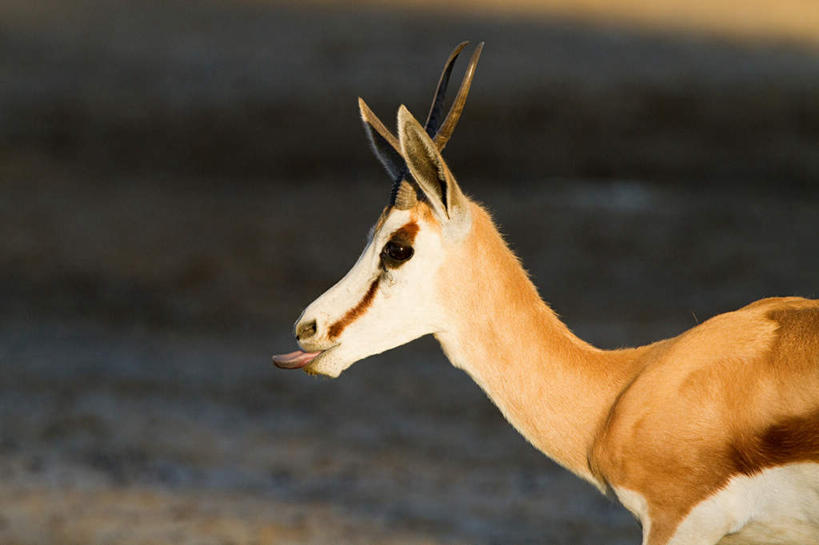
[272,350,320,369]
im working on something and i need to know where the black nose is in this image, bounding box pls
[296,319,317,341]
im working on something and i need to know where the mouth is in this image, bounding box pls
[272,349,322,369]
[272,345,338,372]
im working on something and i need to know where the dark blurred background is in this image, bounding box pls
[1,1,817,544]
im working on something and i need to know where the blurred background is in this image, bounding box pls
[1,1,817,544]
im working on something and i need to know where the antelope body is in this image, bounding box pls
[273,43,819,544]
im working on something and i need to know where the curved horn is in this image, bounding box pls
[433,41,483,151]
[358,42,484,209]
[423,41,469,137]
[359,41,481,159]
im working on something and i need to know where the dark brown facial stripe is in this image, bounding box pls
[328,277,380,339]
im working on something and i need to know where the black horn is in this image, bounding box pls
[357,42,483,207]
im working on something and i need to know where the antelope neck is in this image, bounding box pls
[434,203,645,486]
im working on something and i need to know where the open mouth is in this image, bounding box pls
[272,345,337,371]
[272,350,321,369]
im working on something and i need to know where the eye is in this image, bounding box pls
[382,240,414,263]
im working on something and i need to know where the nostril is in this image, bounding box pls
[296,319,317,341]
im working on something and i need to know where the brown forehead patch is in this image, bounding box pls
[328,277,380,339]
[415,200,441,230]
[380,201,440,233]
[391,221,419,244]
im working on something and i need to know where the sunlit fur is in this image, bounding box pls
[296,204,448,378]
[295,106,819,544]
[432,199,819,544]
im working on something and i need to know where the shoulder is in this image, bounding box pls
[593,297,818,479]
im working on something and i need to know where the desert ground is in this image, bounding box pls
[0,2,817,544]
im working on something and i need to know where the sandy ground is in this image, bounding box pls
[0,317,637,545]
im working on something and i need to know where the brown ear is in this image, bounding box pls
[397,105,468,223]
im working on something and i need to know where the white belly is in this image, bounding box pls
[718,518,819,545]
[672,463,819,545]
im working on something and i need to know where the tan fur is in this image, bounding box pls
[434,202,646,482]
[305,90,815,544]
[424,200,818,544]
[305,49,816,542]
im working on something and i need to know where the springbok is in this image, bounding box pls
[273,42,819,545]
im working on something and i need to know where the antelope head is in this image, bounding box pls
[273,42,484,378]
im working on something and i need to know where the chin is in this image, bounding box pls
[303,336,415,377]
[303,350,355,378]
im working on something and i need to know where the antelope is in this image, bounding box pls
[273,42,819,545]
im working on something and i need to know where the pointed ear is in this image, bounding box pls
[397,105,468,224]
[359,98,406,182]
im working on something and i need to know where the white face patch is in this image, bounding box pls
[295,207,448,377]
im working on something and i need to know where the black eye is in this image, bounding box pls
[382,240,414,263]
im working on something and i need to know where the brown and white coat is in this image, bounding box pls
[273,43,819,545]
